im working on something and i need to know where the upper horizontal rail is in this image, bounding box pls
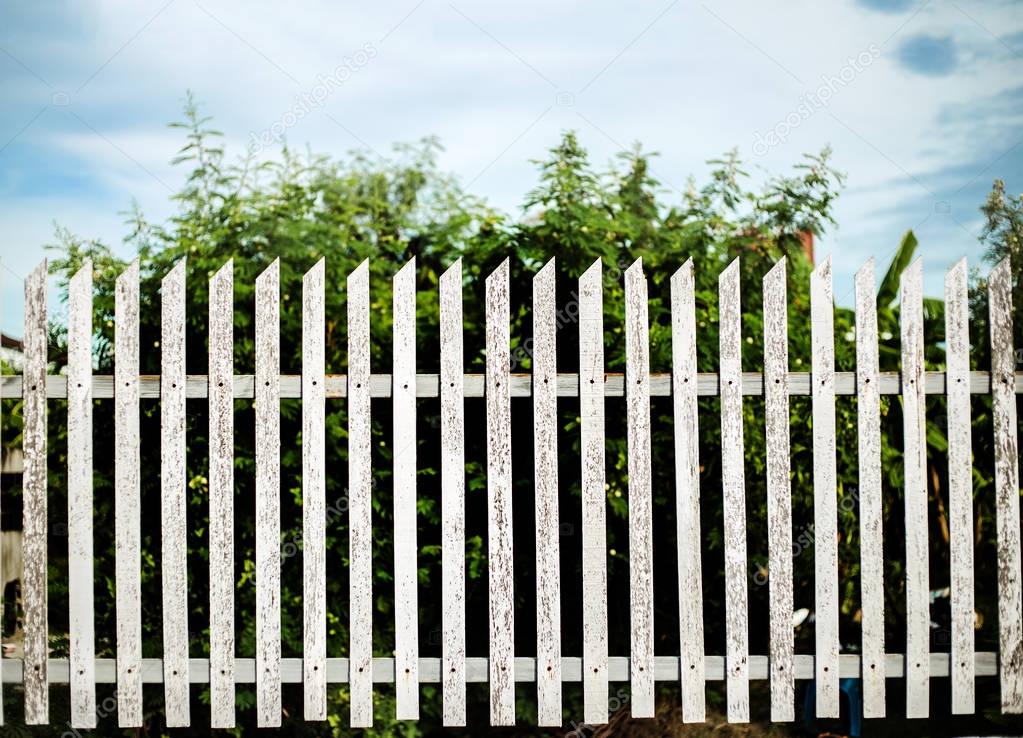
[0,653,1000,684]
[1,371,1020,399]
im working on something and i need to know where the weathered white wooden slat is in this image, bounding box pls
[901,259,930,718]
[625,259,654,717]
[486,259,515,725]
[440,260,467,726]
[811,257,839,718]
[22,260,48,725]
[255,259,282,727]
[68,261,96,728]
[347,260,374,728]
[161,260,190,727]
[946,257,974,713]
[855,259,885,718]
[393,258,420,720]
[990,257,1023,713]
[302,259,327,719]
[672,259,706,723]
[209,261,236,728]
[115,260,143,727]
[763,257,793,722]
[579,259,609,725]
[532,258,562,726]
[719,258,749,723]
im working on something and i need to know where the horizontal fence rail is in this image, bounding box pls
[2,371,1023,398]
[0,254,1021,730]
[0,654,1004,683]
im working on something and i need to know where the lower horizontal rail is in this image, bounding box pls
[1,371,1021,399]
[0,653,999,684]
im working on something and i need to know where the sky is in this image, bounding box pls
[0,0,1021,336]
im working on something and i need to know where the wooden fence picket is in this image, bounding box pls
[393,258,420,720]
[486,258,515,726]
[990,257,1023,713]
[672,258,706,723]
[347,260,374,728]
[719,257,749,723]
[901,259,930,718]
[855,258,885,718]
[625,258,654,717]
[579,259,609,725]
[208,261,236,729]
[115,260,143,727]
[811,257,839,717]
[763,257,793,722]
[440,260,467,726]
[161,260,190,727]
[255,259,282,727]
[303,259,327,719]
[946,257,975,713]
[68,261,96,728]
[22,260,48,725]
[532,258,562,726]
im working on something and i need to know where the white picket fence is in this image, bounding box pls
[0,253,1020,730]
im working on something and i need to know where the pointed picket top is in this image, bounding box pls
[396,256,416,283]
[947,256,967,281]
[900,257,923,293]
[625,256,643,278]
[164,258,187,289]
[487,256,510,286]
[71,258,93,289]
[581,257,602,283]
[304,257,325,283]
[671,257,695,289]
[812,253,832,286]
[117,258,140,287]
[69,260,93,312]
[764,256,786,288]
[349,258,370,279]
[211,259,234,287]
[257,258,280,287]
[28,259,47,286]
[720,256,740,285]
[855,256,876,290]
[992,256,1012,286]
[441,258,463,288]
[535,257,555,283]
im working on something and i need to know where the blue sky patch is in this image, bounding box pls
[897,34,959,76]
